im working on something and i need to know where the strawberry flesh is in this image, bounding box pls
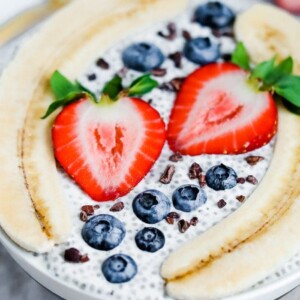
[275,0,300,14]
[167,63,278,155]
[53,98,166,201]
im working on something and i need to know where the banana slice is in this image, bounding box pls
[234,3,300,74]
[0,0,188,252]
[167,197,300,300]
[162,103,300,280]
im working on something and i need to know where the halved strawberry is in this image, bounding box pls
[167,63,278,155]
[275,0,300,14]
[53,97,165,201]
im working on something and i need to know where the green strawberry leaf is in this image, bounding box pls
[102,75,123,100]
[41,91,87,119]
[252,58,275,81]
[264,57,293,86]
[274,75,300,107]
[50,71,81,100]
[231,42,251,71]
[128,74,158,96]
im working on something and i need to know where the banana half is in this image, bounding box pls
[162,4,300,299]
[235,3,300,74]
[0,0,188,253]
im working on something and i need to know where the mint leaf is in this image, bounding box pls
[41,92,87,119]
[252,58,275,81]
[102,75,123,100]
[231,42,251,71]
[263,57,293,86]
[274,75,300,107]
[128,74,158,96]
[75,81,97,102]
[50,71,80,100]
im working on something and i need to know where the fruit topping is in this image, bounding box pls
[101,254,137,283]
[193,1,235,29]
[172,184,207,212]
[44,72,165,201]
[81,214,125,251]
[205,164,237,191]
[132,190,171,224]
[135,227,165,252]
[275,0,300,14]
[183,37,220,65]
[122,42,165,72]
[167,62,278,155]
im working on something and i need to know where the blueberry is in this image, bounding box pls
[172,184,207,212]
[194,2,235,29]
[183,37,220,65]
[102,254,137,283]
[205,164,237,191]
[82,214,125,251]
[122,42,165,72]
[135,227,165,253]
[132,190,171,224]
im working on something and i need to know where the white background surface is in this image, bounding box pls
[0,0,299,299]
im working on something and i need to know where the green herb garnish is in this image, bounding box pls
[231,42,300,113]
[42,71,158,118]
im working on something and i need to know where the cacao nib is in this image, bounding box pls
[80,254,90,263]
[167,212,180,219]
[178,219,190,233]
[96,58,110,69]
[148,99,153,105]
[80,211,88,222]
[87,73,96,81]
[237,177,246,184]
[212,28,234,38]
[190,217,199,226]
[182,30,192,40]
[64,248,81,263]
[169,152,183,162]
[81,205,94,216]
[166,216,175,225]
[188,162,202,179]
[93,205,100,210]
[236,195,246,202]
[246,175,258,185]
[159,77,185,92]
[110,202,125,212]
[217,199,227,208]
[168,51,182,68]
[198,174,206,188]
[160,165,176,184]
[158,22,177,40]
[245,156,264,166]
[151,68,167,77]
